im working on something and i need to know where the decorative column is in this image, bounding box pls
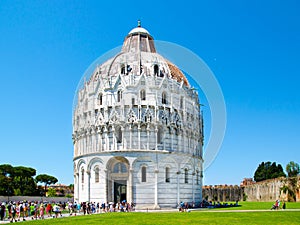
[92,129,96,153]
[163,128,166,150]
[177,170,180,205]
[178,131,181,152]
[155,126,158,150]
[112,125,115,150]
[79,135,83,155]
[170,128,174,151]
[138,124,141,149]
[105,129,109,151]
[192,171,195,203]
[147,125,150,150]
[129,125,132,149]
[75,172,79,202]
[104,169,108,203]
[154,169,160,209]
[121,126,125,150]
[85,135,88,154]
[99,130,103,152]
[128,169,133,204]
[87,170,91,202]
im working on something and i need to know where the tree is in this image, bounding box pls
[12,166,37,196]
[47,187,57,197]
[283,161,300,202]
[35,174,58,195]
[286,161,300,177]
[69,184,74,190]
[254,161,286,182]
[0,164,14,196]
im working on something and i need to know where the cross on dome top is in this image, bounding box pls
[128,20,150,35]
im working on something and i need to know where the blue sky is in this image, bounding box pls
[0,0,299,185]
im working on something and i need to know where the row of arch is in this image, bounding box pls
[74,123,202,156]
[80,166,199,184]
[120,64,163,77]
[75,156,202,185]
[97,90,171,105]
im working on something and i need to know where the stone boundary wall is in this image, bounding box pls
[203,176,300,202]
[202,185,243,202]
[243,176,300,202]
[0,196,73,203]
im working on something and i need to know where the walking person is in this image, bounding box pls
[0,203,5,221]
[10,202,18,223]
[46,203,52,217]
[39,203,45,219]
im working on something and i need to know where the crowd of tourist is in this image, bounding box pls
[0,200,135,223]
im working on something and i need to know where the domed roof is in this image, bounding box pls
[128,27,150,35]
[91,21,189,86]
[128,20,150,35]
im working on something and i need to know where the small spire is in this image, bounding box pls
[137,19,141,27]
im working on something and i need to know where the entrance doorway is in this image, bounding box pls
[114,180,127,202]
[107,157,129,203]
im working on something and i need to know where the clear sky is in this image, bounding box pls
[0,0,299,186]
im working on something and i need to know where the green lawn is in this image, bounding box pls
[15,202,300,225]
[22,211,300,225]
[205,201,300,210]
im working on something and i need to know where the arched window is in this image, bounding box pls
[162,92,167,104]
[85,99,88,110]
[184,169,188,184]
[98,93,103,105]
[117,90,122,102]
[121,64,125,74]
[113,162,127,173]
[95,167,99,183]
[196,171,199,185]
[157,128,163,144]
[81,168,84,183]
[141,166,147,182]
[165,167,170,183]
[140,89,146,101]
[116,127,122,143]
[154,64,159,76]
[180,96,183,109]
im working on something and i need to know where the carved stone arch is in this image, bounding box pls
[159,109,169,125]
[180,157,193,172]
[106,156,130,173]
[114,124,123,144]
[142,108,153,123]
[127,108,137,123]
[132,157,154,169]
[87,157,104,172]
[171,111,182,129]
[73,162,77,174]
[95,111,104,126]
[77,159,86,173]
[109,109,120,124]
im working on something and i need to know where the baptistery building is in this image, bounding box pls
[72,22,204,209]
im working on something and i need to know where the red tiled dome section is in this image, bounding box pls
[167,61,189,86]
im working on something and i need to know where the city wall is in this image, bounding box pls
[203,176,300,202]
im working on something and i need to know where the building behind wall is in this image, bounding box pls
[72,22,204,209]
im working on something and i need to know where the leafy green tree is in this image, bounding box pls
[13,166,37,195]
[286,161,300,177]
[35,174,58,194]
[0,164,14,196]
[254,161,286,182]
[47,187,57,197]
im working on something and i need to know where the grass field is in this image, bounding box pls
[9,202,300,225]
[207,201,300,210]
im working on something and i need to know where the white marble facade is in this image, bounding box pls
[73,23,204,209]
